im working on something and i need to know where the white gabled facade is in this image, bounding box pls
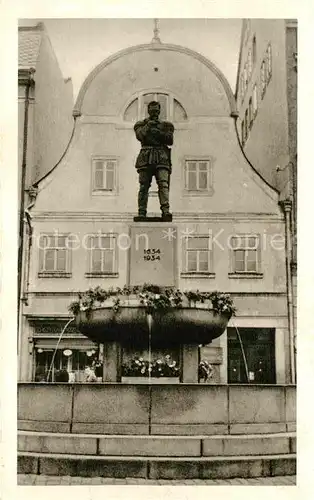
[19,42,291,385]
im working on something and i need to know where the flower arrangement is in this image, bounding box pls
[198,360,214,382]
[69,284,236,317]
[122,354,180,378]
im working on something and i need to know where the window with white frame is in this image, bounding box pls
[92,158,116,192]
[230,235,260,274]
[184,236,212,274]
[241,119,246,146]
[266,44,272,82]
[124,92,187,122]
[240,74,245,101]
[185,159,212,192]
[260,60,267,99]
[247,49,253,79]
[252,84,258,116]
[243,63,248,87]
[243,19,251,45]
[87,234,117,275]
[242,109,249,145]
[38,234,71,276]
[252,36,257,65]
[248,98,253,128]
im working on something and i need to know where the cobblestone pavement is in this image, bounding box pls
[18,474,296,486]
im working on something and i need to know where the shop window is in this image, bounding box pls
[124,92,187,122]
[92,158,117,192]
[86,234,118,276]
[229,235,261,275]
[34,348,98,382]
[227,328,276,384]
[38,234,71,277]
[185,159,213,193]
[183,236,213,275]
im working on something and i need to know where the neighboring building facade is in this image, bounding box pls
[19,37,293,385]
[18,22,74,186]
[235,19,297,381]
[18,23,74,355]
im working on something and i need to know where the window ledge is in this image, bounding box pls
[92,190,117,196]
[228,272,263,279]
[184,188,214,197]
[181,272,216,279]
[38,272,72,278]
[85,273,119,278]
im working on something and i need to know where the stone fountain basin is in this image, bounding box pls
[75,304,230,346]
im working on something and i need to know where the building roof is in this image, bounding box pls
[18,23,44,68]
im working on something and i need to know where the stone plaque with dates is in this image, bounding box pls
[129,224,177,287]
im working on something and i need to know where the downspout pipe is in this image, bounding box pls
[18,70,34,349]
[281,200,296,384]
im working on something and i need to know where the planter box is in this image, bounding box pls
[121,377,180,384]
[76,298,230,346]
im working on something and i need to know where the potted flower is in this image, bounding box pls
[121,354,180,383]
[198,360,214,383]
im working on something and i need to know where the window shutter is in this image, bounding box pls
[91,248,102,272]
[105,161,115,190]
[187,252,197,272]
[198,167,208,190]
[45,249,55,271]
[103,250,114,272]
[56,249,67,272]
[94,161,104,189]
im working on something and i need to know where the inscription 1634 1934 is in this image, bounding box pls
[143,248,161,261]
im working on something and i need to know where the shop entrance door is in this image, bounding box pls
[227,328,276,384]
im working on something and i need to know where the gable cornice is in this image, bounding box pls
[73,43,238,118]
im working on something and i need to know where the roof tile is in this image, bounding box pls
[18,30,42,67]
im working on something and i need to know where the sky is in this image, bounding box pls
[21,18,242,99]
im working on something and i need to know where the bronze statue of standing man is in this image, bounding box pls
[134,101,174,221]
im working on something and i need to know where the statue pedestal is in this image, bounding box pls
[133,215,172,222]
[129,222,177,287]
